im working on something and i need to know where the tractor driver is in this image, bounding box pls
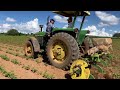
[67,16,73,28]
[46,19,55,36]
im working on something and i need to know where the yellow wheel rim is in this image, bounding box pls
[25,45,32,55]
[50,41,67,63]
[70,60,90,79]
[27,46,32,53]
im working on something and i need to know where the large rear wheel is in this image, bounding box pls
[46,32,80,69]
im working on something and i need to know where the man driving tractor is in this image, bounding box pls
[67,16,73,28]
[46,19,55,36]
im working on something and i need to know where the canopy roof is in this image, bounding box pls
[53,11,90,17]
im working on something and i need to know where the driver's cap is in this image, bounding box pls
[50,19,55,22]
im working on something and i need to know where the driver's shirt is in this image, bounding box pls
[46,22,54,32]
[68,22,73,28]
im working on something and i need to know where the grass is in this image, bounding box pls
[0,35,30,47]
[0,55,10,61]
[11,59,21,65]
[0,66,17,79]
[42,71,55,79]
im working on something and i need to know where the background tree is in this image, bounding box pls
[6,29,19,36]
[113,33,120,37]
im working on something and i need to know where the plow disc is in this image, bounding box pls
[69,60,90,79]
[69,53,112,79]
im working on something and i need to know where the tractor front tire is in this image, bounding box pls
[46,32,80,69]
[24,40,38,59]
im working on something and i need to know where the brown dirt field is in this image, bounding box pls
[0,42,120,79]
[0,50,68,79]
[0,43,29,56]
[0,58,45,79]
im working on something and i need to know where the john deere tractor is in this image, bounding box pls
[24,11,112,79]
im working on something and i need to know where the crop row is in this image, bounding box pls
[0,54,55,79]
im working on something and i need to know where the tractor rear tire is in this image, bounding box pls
[46,32,80,69]
[24,40,38,59]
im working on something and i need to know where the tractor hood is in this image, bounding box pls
[53,11,90,17]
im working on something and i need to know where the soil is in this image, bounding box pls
[0,42,120,79]
[0,45,68,79]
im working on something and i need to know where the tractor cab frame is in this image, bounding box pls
[51,11,90,45]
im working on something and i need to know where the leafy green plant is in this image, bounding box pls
[0,66,17,79]
[0,66,6,74]
[31,68,38,73]
[0,55,10,61]
[4,71,17,79]
[42,71,55,79]
[11,59,21,65]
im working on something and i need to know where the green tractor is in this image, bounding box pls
[24,11,113,79]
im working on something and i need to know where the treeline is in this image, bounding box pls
[113,33,120,37]
[1,29,120,38]
[0,29,34,36]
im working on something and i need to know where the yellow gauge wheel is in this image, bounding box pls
[70,60,90,79]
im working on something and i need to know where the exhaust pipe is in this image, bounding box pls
[39,25,43,32]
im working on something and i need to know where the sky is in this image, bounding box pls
[0,11,120,37]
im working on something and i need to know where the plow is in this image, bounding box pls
[70,36,113,79]
[24,11,113,79]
